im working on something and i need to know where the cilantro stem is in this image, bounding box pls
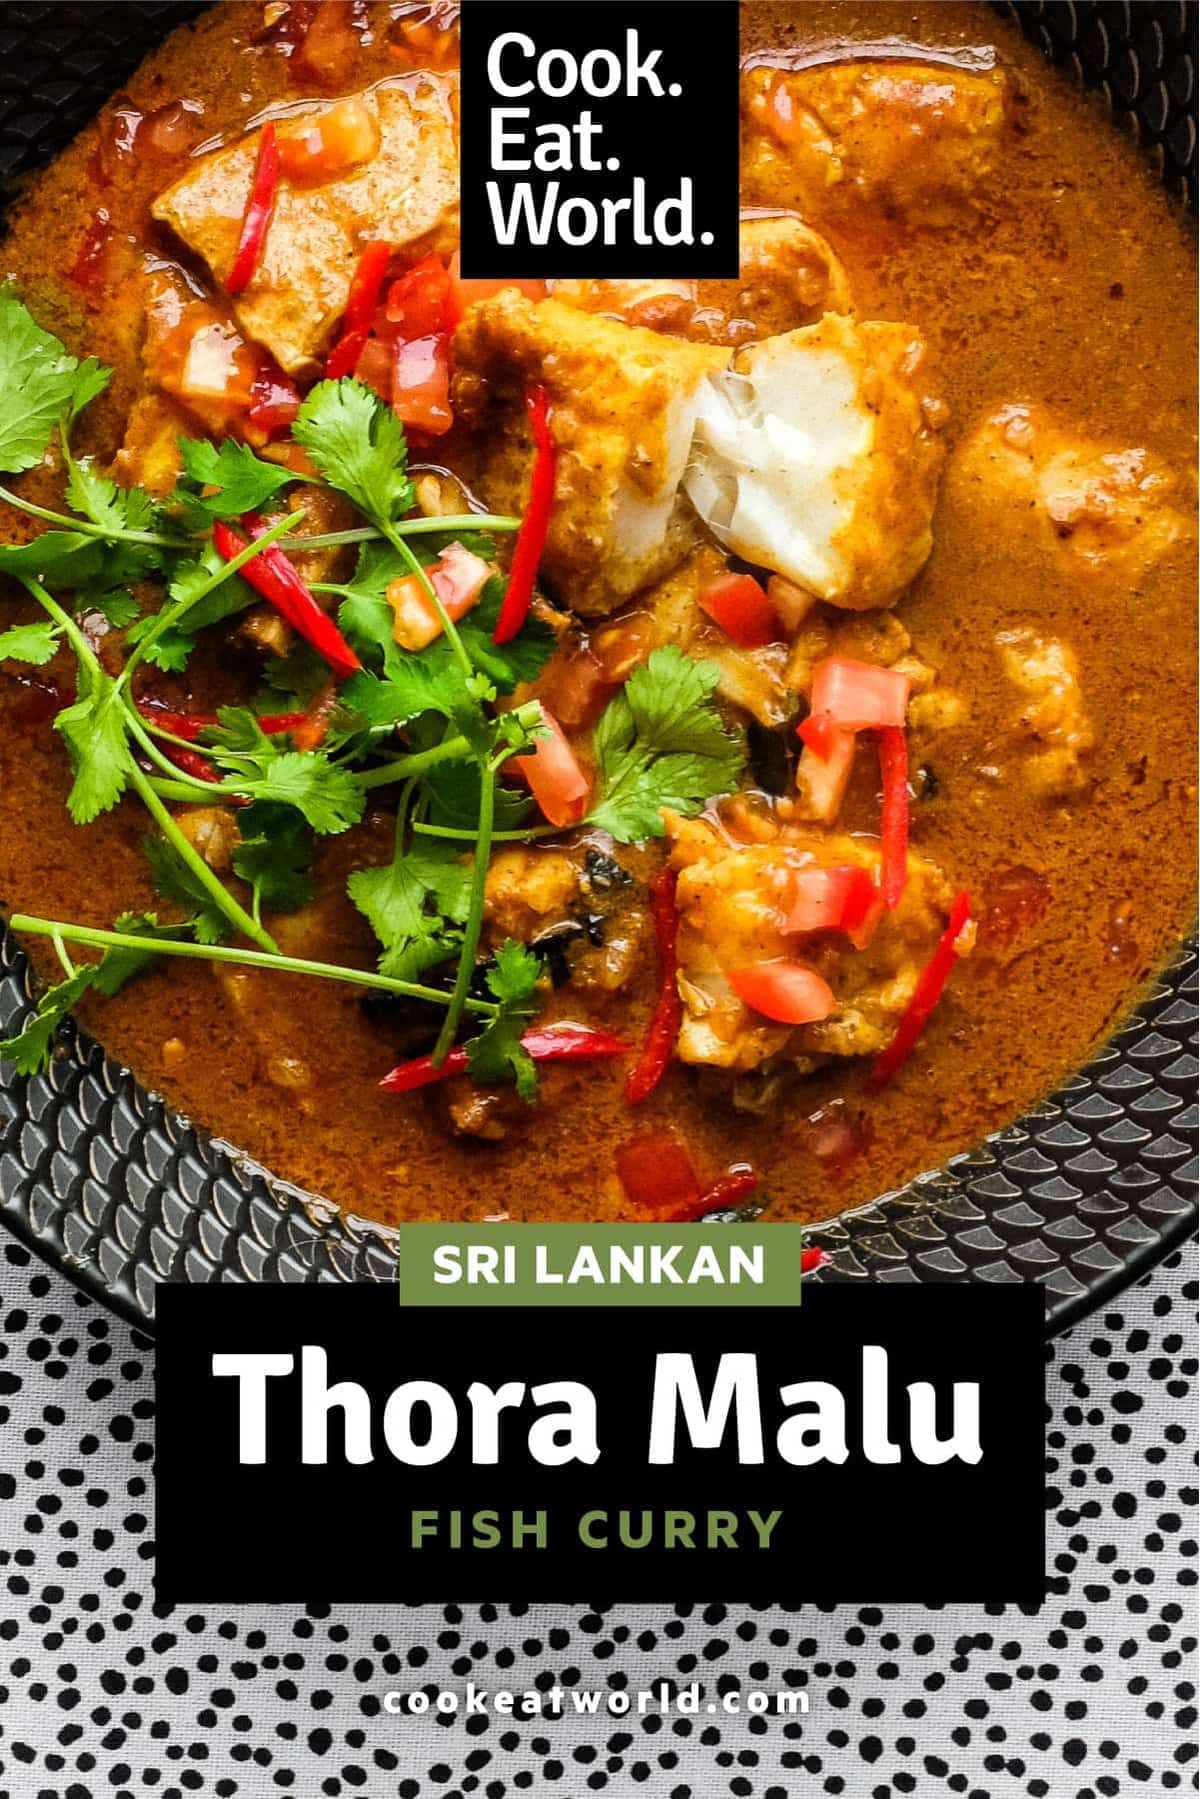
[125,711,228,797]
[20,578,92,666]
[146,777,233,805]
[412,820,560,843]
[431,759,496,1066]
[145,730,478,806]
[22,582,276,947]
[9,915,500,1015]
[0,482,187,551]
[126,758,279,954]
[294,514,519,552]
[383,526,474,681]
[117,510,300,688]
[357,734,473,790]
[393,512,521,535]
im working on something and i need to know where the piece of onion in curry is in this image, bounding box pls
[0,0,1193,1230]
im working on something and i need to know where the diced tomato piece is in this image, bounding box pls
[385,253,453,338]
[535,644,613,730]
[796,711,842,760]
[615,1130,701,1215]
[386,542,491,652]
[809,657,911,732]
[278,95,380,184]
[787,864,883,949]
[69,209,116,294]
[512,707,590,829]
[353,334,394,399]
[697,571,781,649]
[391,333,453,434]
[795,726,857,824]
[727,960,836,1026]
[434,541,491,609]
[246,361,301,440]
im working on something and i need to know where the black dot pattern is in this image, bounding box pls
[0,1244,1194,1795]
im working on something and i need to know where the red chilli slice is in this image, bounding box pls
[878,724,909,911]
[212,514,361,678]
[379,1022,627,1094]
[226,123,279,296]
[492,384,556,645]
[867,889,972,1091]
[625,866,682,1105]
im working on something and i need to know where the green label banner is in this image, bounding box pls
[399,1224,806,1307]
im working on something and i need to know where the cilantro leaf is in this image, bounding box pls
[335,543,553,700]
[86,589,141,630]
[126,544,255,671]
[203,705,279,758]
[423,748,537,834]
[587,646,744,843]
[334,541,409,679]
[257,640,330,710]
[64,455,159,540]
[176,436,294,519]
[0,619,58,665]
[231,801,315,917]
[67,359,111,423]
[348,838,472,981]
[122,616,193,674]
[142,835,234,945]
[54,673,136,824]
[0,966,94,1075]
[458,576,555,692]
[91,911,193,996]
[338,661,468,733]
[254,750,365,834]
[464,939,542,1099]
[0,530,108,586]
[0,291,111,473]
[293,378,414,528]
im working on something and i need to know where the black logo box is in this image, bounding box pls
[459,0,740,279]
[156,1284,1045,1602]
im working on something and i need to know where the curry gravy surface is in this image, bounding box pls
[0,2,1194,1226]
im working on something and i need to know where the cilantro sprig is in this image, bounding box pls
[588,646,744,841]
[0,293,746,1099]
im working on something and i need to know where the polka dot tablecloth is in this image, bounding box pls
[0,1248,1195,1799]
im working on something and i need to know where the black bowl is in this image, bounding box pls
[0,0,1195,1331]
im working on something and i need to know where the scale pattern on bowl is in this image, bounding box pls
[0,0,1195,1329]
